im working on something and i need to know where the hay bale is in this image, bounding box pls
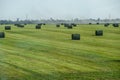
[72,34,80,40]
[96,23,99,25]
[36,25,41,29]
[104,23,109,27]
[0,32,5,38]
[43,23,46,25]
[56,24,60,27]
[95,30,103,36]
[5,26,11,30]
[15,24,24,28]
[24,23,27,25]
[67,24,73,29]
[14,24,18,26]
[113,23,119,27]
[89,23,92,24]
[18,25,24,28]
[71,23,77,27]
[64,24,68,27]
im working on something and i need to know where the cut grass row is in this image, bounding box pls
[0,24,120,80]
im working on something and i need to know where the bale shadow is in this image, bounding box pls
[110,60,120,63]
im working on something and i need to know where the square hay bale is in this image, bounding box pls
[72,34,80,40]
[56,24,60,27]
[95,30,103,36]
[113,23,119,27]
[104,23,109,27]
[36,25,41,29]
[5,26,11,30]
[0,32,5,38]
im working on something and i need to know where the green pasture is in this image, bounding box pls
[0,24,120,80]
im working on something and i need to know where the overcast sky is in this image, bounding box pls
[0,0,120,20]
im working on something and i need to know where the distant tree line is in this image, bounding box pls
[0,20,33,24]
[0,18,120,24]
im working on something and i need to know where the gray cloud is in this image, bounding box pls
[0,0,120,20]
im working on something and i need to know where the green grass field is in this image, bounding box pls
[0,24,120,80]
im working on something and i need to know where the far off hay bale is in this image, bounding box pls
[61,23,64,25]
[71,23,77,27]
[16,24,24,28]
[5,26,11,30]
[14,24,18,26]
[64,23,69,27]
[95,30,103,36]
[18,25,24,28]
[96,23,99,25]
[24,23,27,25]
[0,32,5,38]
[64,23,73,27]
[113,23,119,27]
[89,23,92,25]
[56,24,60,27]
[43,23,46,25]
[36,25,41,29]
[72,34,80,40]
[104,23,109,27]
[67,24,73,29]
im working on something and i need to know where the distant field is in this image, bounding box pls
[0,24,120,80]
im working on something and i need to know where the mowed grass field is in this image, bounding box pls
[0,24,120,80]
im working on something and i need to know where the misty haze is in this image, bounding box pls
[0,0,120,80]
